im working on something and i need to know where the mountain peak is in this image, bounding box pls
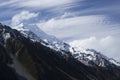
[12,23,70,52]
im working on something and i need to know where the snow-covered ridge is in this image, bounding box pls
[12,23,120,67]
[70,46,120,67]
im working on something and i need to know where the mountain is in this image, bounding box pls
[70,47,120,67]
[0,23,120,80]
[13,23,120,67]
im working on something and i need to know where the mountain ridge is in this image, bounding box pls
[12,23,120,67]
[0,23,120,80]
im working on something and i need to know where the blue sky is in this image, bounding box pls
[0,0,120,61]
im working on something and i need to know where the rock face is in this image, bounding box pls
[0,23,120,80]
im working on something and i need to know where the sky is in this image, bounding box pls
[0,0,120,61]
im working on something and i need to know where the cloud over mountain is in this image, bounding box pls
[11,11,39,26]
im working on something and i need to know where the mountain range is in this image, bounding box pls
[0,23,120,80]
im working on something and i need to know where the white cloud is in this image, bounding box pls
[1,0,77,9]
[69,36,120,61]
[37,15,103,31]
[0,0,18,7]
[11,11,39,26]
[18,0,75,8]
[37,14,120,40]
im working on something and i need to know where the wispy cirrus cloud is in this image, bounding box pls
[18,0,75,8]
[0,0,79,24]
[37,14,120,41]
[0,0,78,9]
[0,0,17,7]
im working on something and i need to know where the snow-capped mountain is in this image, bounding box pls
[1,23,120,80]
[70,47,120,67]
[13,23,70,53]
[12,23,120,67]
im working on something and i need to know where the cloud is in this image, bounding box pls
[37,14,120,41]
[18,0,75,8]
[1,0,77,9]
[37,14,104,32]
[0,0,18,7]
[11,11,39,26]
[69,36,120,61]
[60,12,76,19]
[0,0,79,24]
